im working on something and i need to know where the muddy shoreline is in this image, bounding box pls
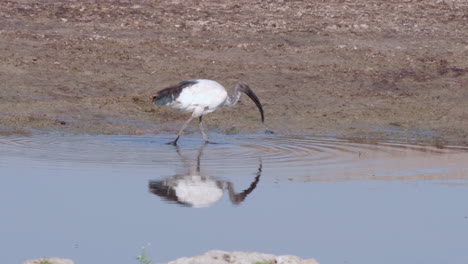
[1,1,467,146]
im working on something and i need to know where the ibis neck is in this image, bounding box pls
[225,83,242,106]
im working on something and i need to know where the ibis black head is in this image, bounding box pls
[238,81,265,123]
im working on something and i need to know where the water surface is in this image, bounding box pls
[1,133,467,264]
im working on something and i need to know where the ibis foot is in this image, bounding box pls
[166,137,179,146]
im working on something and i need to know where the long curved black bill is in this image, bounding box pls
[240,84,265,123]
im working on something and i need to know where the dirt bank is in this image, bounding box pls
[1,0,467,145]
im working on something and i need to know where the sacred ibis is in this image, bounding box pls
[152,79,265,145]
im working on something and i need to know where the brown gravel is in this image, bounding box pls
[1,0,467,145]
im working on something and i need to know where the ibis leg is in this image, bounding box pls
[198,116,209,143]
[167,116,194,145]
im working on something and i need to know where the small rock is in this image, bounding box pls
[23,258,74,264]
[277,255,319,264]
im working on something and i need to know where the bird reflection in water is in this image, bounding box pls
[149,145,262,208]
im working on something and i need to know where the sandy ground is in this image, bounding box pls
[1,0,467,145]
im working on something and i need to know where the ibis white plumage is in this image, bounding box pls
[152,79,265,145]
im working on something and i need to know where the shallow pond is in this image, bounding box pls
[1,133,468,264]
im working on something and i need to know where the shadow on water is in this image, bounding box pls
[1,133,468,264]
[149,144,262,208]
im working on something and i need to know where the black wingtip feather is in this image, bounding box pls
[153,80,198,105]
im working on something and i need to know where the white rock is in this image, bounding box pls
[165,250,319,264]
[277,255,319,264]
[23,258,74,264]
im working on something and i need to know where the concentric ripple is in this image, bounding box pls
[1,133,467,182]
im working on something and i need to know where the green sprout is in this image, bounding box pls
[136,244,154,264]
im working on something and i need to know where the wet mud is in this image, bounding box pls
[0,1,467,145]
